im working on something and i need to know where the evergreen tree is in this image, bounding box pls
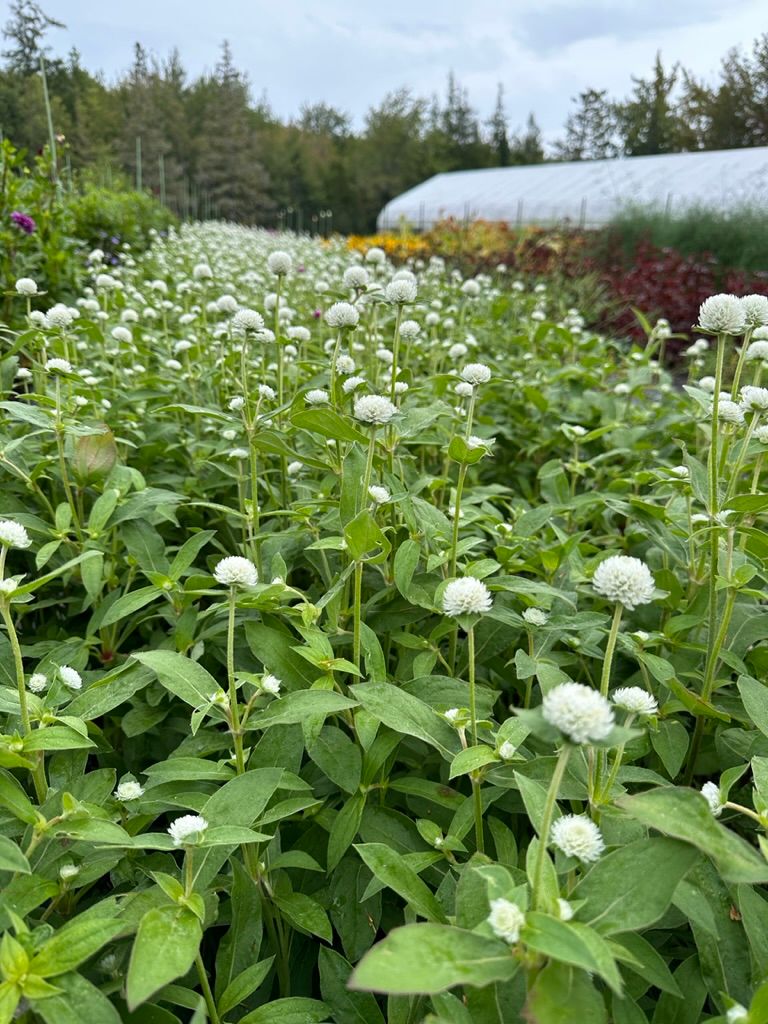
[555,89,620,160]
[619,54,680,156]
[488,84,510,166]
[2,0,63,76]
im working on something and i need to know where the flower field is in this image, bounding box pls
[2,224,768,1024]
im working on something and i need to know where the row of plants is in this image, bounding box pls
[1,228,768,1022]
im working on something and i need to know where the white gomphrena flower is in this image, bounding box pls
[168,814,208,847]
[228,448,249,460]
[165,358,182,371]
[16,277,38,295]
[28,672,47,693]
[365,246,386,265]
[460,363,492,385]
[592,555,655,611]
[261,673,281,695]
[542,682,615,744]
[232,309,265,332]
[267,250,292,276]
[461,279,481,297]
[487,898,525,944]
[0,520,30,549]
[343,266,369,290]
[16,367,32,380]
[354,394,397,425]
[258,384,276,400]
[698,375,716,392]
[393,381,409,395]
[523,607,549,627]
[444,708,461,724]
[449,343,469,360]
[498,740,517,760]
[59,666,83,691]
[611,687,658,716]
[193,262,213,280]
[0,579,17,595]
[400,319,420,339]
[551,814,605,862]
[740,386,768,412]
[701,781,724,817]
[697,294,746,335]
[740,294,768,328]
[746,340,768,362]
[343,375,366,393]
[557,898,574,921]
[305,389,329,405]
[228,396,245,412]
[669,465,689,479]
[111,326,132,344]
[368,485,390,505]
[325,302,359,329]
[717,400,745,425]
[45,357,73,374]
[454,381,474,398]
[59,863,79,881]
[114,780,144,801]
[214,556,258,588]
[287,460,302,476]
[756,425,768,444]
[442,577,493,617]
[335,354,356,375]
[726,1004,749,1024]
[385,277,417,304]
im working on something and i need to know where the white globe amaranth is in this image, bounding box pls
[111,326,132,344]
[343,375,366,393]
[740,294,768,327]
[542,682,615,744]
[261,673,282,696]
[442,577,493,617]
[592,555,656,611]
[726,1004,749,1024]
[697,294,747,335]
[343,266,369,290]
[739,385,768,413]
[455,381,474,398]
[15,277,38,295]
[487,898,525,944]
[45,357,73,374]
[325,302,360,329]
[701,781,724,817]
[385,278,418,304]
[59,666,83,691]
[267,250,292,276]
[498,740,517,760]
[551,814,605,862]
[214,556,259,588]
[746,340,768,362]
[258,383,276,400]
[0,579,17,596]
[523,607,549,627]
[28,672,47,693]
[611,686,658,716]
[115,780,144,801]
[365,246,386,265]
[368,485,391,505]
[335,354,356,375]
[399,319,421,339]
[232,308,265,332]
[717,400,746,425]
[168,814,209,846]
[557,898,574,921]
[305,389,330,405]
[0,520,31,549]
[354,394,397,425]
[460,362,492,385]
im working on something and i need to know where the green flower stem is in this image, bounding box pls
[448,462,468,579]
[600,713,636,802]
[330,330,344,405]
[725,410,759,500]
[389,305,404,404]
[226,587,246,776]
[730,326,753,399]
[361,427,378,512]
[599,603,624,697]
[247,435,262,576]
[54,377,82,542]
[0,599,46,802]
[704,333,727,668]
[532,744,571,911]
[274,277,284,417]
[195,952,221,1024]
[352,560,364,673]
[468,625,484,853]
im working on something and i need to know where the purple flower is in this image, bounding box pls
[313,309,322,319]
[11,211,36,234]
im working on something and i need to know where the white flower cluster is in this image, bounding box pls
[487,898,525,943]
[611,687,658,716]
[168,814,209,846]
[542,682,615,744]
[592,555,655,610]
[214,556,259,587]
[551,814,605,862]
[442,577,493,617]
[354,394,397,425]
[0,520,31,549]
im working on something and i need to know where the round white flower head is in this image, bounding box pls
[592,555,655,611]
[717,400,745,425]
[487,898,525,944]
[267,250,292,276]
[232,309,265,332]
[343,266,369,290]
[16,277,38,295]
[59,863,80,880]
[740,385,768,413]
[746,340,768,363]
[498,740,517,760]
[611,687,658,716]
[740,294,768,328]
[168,814,208,847]
[557,898,574,921]
[697,294,746,335]
[325,302,360,329]
[193,262,213,280]
[757,425,768,445]
[726,1005,749,1024]
[368,485,391,505]
[354,394,397,425]
[701,781,724,817]
[455,381,474,398]
[343,375,366,394]
[400,319,421,339]
[258,384,276,401]
[45,304,74,328]
[365,246,386,265]
[442,577,493,617]
[460,363,492,385]
[461,279,481,297]
[115,780,144,802]
[28,672,47,693]
[45,357,73,374]
[111,326,132,344]
[261,673,281,696]
[542,682,615,744]
[523,607,549,627]
[551,814,605,862]
[214,556,258,588]
[335,354,356,375]
[228,396,245,412]
[386,278,418,304]
[0,579,17,596]
[305,389,329,405]
[59,666,82,691]
[0,520,31,549]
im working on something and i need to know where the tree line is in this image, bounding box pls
[1,2,767,233]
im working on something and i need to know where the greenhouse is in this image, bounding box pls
[377,144,768,230]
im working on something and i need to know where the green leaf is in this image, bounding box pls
[30,971,122,1024]
[274,893,332,942]
[738,675,768,738]
[0,769,38,824]
[240,997,331,1024]
[572,838,700,934]
[522,913,622,993]
[0,836,29,874]
[250,691,358,729]
[99,586,163,628]
[525,962,606,1023]
[292,407,368,443]
[126,906,202,1010]
[354,844,447,923]
[318,947,385,1024]
[217,958,274,1016]
[30,917,124,977]
[618,787,768,883]
[350,683,460,761]
[328,794,367,871]
[449,746,500,779]
[131,650,224,707]
[349,923,516,995]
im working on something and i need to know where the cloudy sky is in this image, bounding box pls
[38,0,767,140]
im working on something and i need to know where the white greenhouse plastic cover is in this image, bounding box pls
[376,146,768,230]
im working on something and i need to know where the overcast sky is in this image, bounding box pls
[35,0,768,140]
